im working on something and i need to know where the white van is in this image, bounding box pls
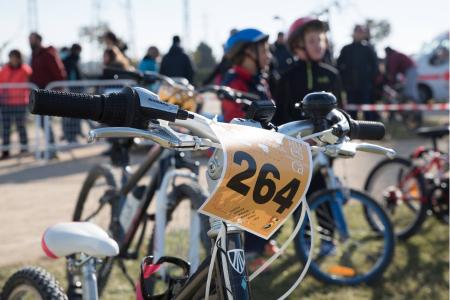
[415,32,449,102]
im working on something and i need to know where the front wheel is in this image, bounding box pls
[364,157,428,239]
[2,267,68,300]
[295,189,395,285]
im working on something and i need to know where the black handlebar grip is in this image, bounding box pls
[100,87,144,128]
[29,87,146,128]
[350,120,386,140]
[29,89,104,121]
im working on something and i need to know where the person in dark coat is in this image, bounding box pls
[160,36,195,83]
[271,32,293,73]
[61,44,83,143]
[268,32,294,94]
[337,25,379,120]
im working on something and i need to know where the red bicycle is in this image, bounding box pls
[364,126,449,239]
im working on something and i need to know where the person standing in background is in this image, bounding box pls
[384,46,420,102]
[0,50,32,159]
[29,32,66,89]
[138,46,160,92]
[101,46,134,75]
[103,30,129,56]
[29,32,66,159]
[61,43,83,143]
[337,25,379,120]
[138,46,160,73]
[270,32,293,74]
[160,36,195,83]
[268,32,294,94]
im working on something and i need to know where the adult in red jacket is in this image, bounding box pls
[0,50,32,159]
[29,32,66,88]
[220,28,278,267]
[384,46,419,101]
[29,32,66,158]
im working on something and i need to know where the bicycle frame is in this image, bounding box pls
[311,152,351,240]
[81,142,202,268]
[153,159,203,275]
[114,144,165,256]
[114,145,204,263]
[391,150,448,206]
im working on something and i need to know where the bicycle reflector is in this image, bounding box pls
[328,265,356,277]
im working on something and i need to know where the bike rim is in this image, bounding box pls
[298,191,392,284]
[368,161,424,235]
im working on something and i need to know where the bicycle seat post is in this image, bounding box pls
[432,137,438,151]
[80,253,99,300]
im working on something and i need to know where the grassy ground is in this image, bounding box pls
[0,216,447,299]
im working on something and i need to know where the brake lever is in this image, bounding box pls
[88,127,183,148]
[312,142,396,159]
[88,126,220,150]
[355,143,396,158]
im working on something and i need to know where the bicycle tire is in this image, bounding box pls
[2,266,67,300]
[146,182,209,295]
[67,164,117,297]
[364,157,428,239]
[294,188,395,285]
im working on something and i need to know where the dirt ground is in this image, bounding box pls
[0,135,448,267]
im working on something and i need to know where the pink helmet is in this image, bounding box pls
[287,17,327,52]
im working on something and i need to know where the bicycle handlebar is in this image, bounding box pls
[30,86,386,144]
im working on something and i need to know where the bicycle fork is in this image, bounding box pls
[324,162,350,240]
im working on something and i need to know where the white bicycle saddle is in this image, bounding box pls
[41,222,119,258]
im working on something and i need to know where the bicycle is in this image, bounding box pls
[292,144,395,285]
[67,70,213,298]
[364,125,449,239]
[2,87,394,299]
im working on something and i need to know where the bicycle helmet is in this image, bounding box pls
[287,17,327,52]
[224,28,269,59]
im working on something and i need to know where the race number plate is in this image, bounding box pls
[199,122,312,239]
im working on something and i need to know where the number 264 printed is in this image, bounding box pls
[226,151,301,214]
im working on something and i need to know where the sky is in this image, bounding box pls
[0,0,449,64]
